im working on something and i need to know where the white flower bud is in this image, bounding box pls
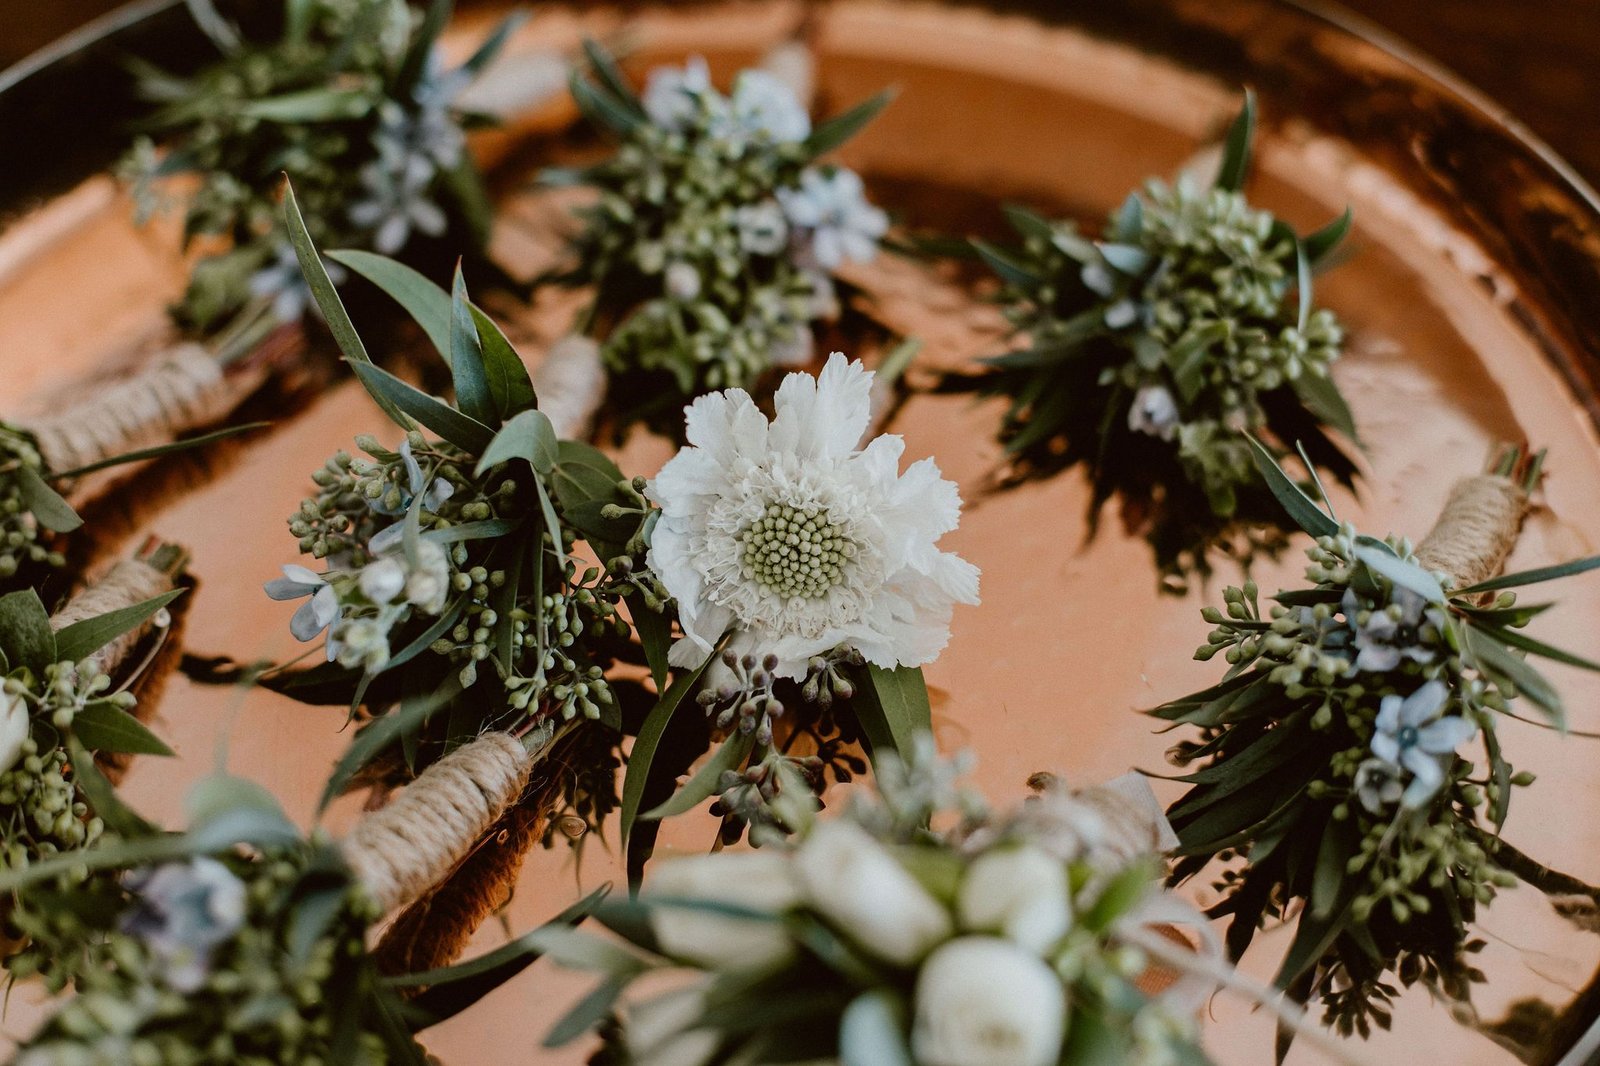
[665,262,702,301]
[359,557,407,604]
[794,820,950,966]
[0,691,28,776]
[647,851,800,970]
[912,937,1066,1066]
[958,845,1071,953]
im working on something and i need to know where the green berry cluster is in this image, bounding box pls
[571,105,819,394]
[14,847,394,1066]
[0,424,65,582]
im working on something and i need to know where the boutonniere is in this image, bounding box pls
[121,0,520,337]
[1,731,603,1063]
[231,188,660,966]
[1154,441,1600,1042]
[537,737,1353,1066]
[950,94,1359,590]
[1,539,188,982]
[542,42,897,429]
[619,354,980,881]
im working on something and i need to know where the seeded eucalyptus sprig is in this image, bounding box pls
[122,0,516,334]
[1153,441,1600,1043]
[544,42,893,423]
[950,93,1358,590]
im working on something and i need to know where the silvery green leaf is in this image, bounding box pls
[54,589,184,664]
[1353,545,1446,605]
[16,464,82,532]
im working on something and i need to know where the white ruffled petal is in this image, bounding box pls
[770,352,872,459]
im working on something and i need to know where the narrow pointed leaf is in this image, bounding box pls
[71,701,175,756]
[1455,555,1600,596]
[1244,435,1338,538]
[1214,89,1257,192]
[348,361,494,453]
[449,266,496,425]
[642,730,756,821]
[805,89,895,157]
[469,302,537,419]
[17,464,83,532]
[326,250,452,362]
[54,589,184,663]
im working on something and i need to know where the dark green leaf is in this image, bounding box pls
[475,409,558,477]
[971,239,1042,287]
[628,594,671,693]
[17,464,83,532]
[461,11,528,77]
[469,302,537,419]
[1467,627,1565,728]
[71,700,174,755]
[805,89,895,157]
[54,589,184,664]
[620,651,719,848]
[449,265,496,425]
[318,676,461,811]
[69,743,156,837]
[570,72,641,134]
[1293,367,1359,445]
[1455,554,1600,596]
[1214,89,1257,192]
[348,361,494,454]
[1474,621,1600,671]
[852,664,932,766]
[643,729,755,820]
[1303,207,1353,267]
[580,37,643,112]
[326,250,452,362]
[1245,434,1338,538]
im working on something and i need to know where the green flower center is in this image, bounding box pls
[740,502,853,601]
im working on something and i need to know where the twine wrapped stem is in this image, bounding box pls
[1415,472,1530,591]
[341,732,535,917]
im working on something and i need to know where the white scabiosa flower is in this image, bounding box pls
[646,850,800,971]
[912,937,1066,1066]
[0,690,29,776]
[958,845,1071,954]
[793,819,951,965]
[646,354,979,679]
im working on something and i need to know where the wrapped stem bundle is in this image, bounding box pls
[947,93,1360,589]
[1154,443,1600,1042]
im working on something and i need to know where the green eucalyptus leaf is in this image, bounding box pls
[971,239,1042,288]
[449,265,496,425]
[475,409,558,477]
[1354,545,1446,605]
[54,589,184,664]
[628,594,671,693]
[71,701,174,755]
[461,10,528,77]
[570,72,642,135]
[469,302,537,419]
[620,651,719,848]
[642,729,755,821]
[1467,628,1565,729]
[349,361,494,454]
[48,422,270,480]
[1244,434,1339,539]
[1214,89,1257,193]
[326,250,452,363]
[16,464,83,532]
[1473,621,1600,672]
[1454,555,1600,596]
[1304,207,1353,267]
[69,742,157,837]
[805,89,895,157]
[580,38,643,112]
[852,664,932,766]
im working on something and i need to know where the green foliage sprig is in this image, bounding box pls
[1154,442,1600,1041]
[122,0,514,332]
[549,43,892,412]
[958,94,1358,589]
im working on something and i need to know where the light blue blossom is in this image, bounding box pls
[367,438,456,517]
[735,200,790,257]
[248,243,347,323]
[120,858,247,993]
[1128,384,1179,441]
[728,68,810,143]
[642,56,716,131]
[264,565,339,650]
[778,167,887,269]
[1364,680,1475,810]
[1344,586,1442,673]
[348,148,448,256]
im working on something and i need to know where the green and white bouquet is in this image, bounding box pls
[619,353,979,880]
[1155,442,1600,1040]
[2,728,596,1065]
[545,43,893,424]
[534,737,1341,1066]
[1,539,188,980]
[952,95,1358,588]
[122,0,517,334]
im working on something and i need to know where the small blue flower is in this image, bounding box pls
[778,167,887,270]
[264,565,339,651]
[367,438,456,518]
[1365,680,1475,810]
[120,858,247,993]
[642,56,717,132]
[727,68,810,144]
[1127,384,1179,441]
[1344,586,1442,673]
[248,243,347,323]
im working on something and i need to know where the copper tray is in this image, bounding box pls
[2,1,1600,1063]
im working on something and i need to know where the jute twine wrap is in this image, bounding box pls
[532,335,606,441]
[49,558,173,681]
[341,732,534,917]
[24,345,232,474]
[1414,474,1529,590]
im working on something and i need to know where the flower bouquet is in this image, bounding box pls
[946,95,1359,589]
[539,43,898,432]
[1155,441,1600,1040]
